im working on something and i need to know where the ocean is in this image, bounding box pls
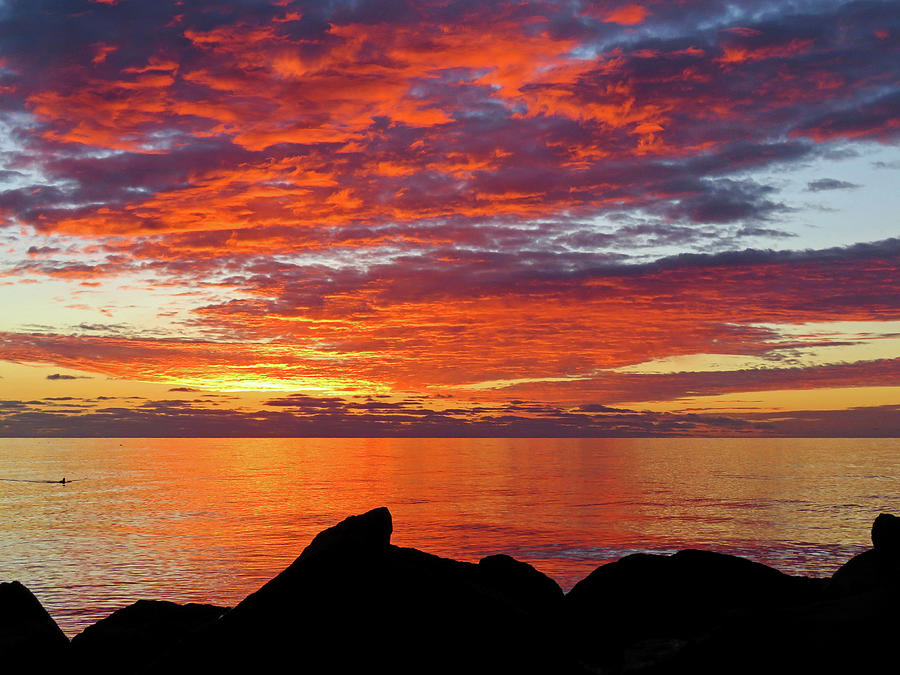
[1,437,898,636]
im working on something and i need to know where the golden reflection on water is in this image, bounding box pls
[1,437,899,635]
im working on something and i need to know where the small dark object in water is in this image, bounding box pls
[0,477,81,484]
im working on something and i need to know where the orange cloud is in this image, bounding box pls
[717,39,815,65]
[91,43,117,64]
[6,243,896,403]
[602,4,650,25]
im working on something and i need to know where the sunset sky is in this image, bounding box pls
[0,0,897,436]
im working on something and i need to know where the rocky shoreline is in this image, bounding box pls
[3,508,899,674]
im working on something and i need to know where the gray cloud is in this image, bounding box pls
[806,179,861,192]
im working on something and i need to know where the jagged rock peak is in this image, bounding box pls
[297,506,393,562]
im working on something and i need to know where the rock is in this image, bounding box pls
[297,505,393,560]
[667,549,822,608]
[871,513,900,556]
[477,553,564,617]
[623,637,688,673]
[152,507,588,674]
[71,599,227,675]
[13,511,900,674]
[826,549,894,596]
[827,513,900,598]
[0,581,69,671]
[661,515,900,674]
[565,549,821,670]
[661,583,900,674]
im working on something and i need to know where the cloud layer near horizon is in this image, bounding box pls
[1,0,898,435]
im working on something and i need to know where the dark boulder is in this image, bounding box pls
[0,581,69,672]
[565,549,822,670]
[871,512,900,556]
[477,553,564,617]
[298,505,393,559]
[662,582,900,674]
[71,599,227,675]
[153,507,588,674]
[654,514,900,674]
[826,513,900,598]
[826,548,897,597]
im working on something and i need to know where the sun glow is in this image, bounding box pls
[161,375,381,395]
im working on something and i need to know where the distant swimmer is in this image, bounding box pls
[59,477,67,484]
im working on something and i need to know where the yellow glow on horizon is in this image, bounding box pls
[447,374,594,391]
[0,361,179,401]
[614,320,900,375]
[619,386,900,414]
[162,376,354,394]
[0,360,390,400]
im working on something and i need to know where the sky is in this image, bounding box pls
[0,0,898,437]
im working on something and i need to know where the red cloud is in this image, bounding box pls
[2,0,890,244]
[602,4,650,25]
[717,39,814,65]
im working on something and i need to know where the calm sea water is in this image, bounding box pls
[1,437,899,636]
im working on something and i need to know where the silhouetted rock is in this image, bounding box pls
[565,549,822,671]
[871,512,900,556]
[477,553,564,617]
[24,509,900,675]
[826,514,900,598]
[0,581,69,672]
[298,505,393,559]
[623,637,688,673]
[653,514,900,674]
[154,507,587,674]
[826,548,894,596]
[661,582,900,674]
[71,599,227,675]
